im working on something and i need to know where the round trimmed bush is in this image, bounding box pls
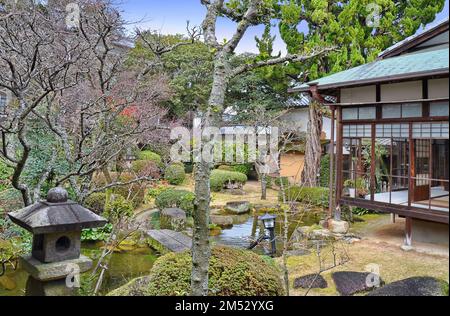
[107,246,284,296]
[155,189,195,216]
[131,160,161,179]
[137,150,162,165]
[210,169,247,192]
[84,193,107,214]
[164,163,186,185]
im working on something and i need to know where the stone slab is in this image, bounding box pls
[20,255,93,282]
[294,274,328,289]
[368,277,448,296]
[147,230,192,253]
[332,271,383,296]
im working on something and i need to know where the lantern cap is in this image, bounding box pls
[8,188,107,234]
[259,213,277,221]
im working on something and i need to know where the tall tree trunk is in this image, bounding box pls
[260,173,267,200]
[191,52,229,296]
[302,101,323,187]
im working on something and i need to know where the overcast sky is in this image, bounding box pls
[118,0,449,54]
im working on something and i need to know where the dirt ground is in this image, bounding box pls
[284,214,449,296]
[177,177,280,208]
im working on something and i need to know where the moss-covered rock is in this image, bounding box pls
[107,246,284,296]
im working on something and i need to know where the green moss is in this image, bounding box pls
[164,164,186,185]
[210,169,247,192]
[108,246,285,296]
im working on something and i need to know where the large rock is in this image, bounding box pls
[332,271,384,296]
[160,208,186,232]
[225,201,250,214]
[328,219,349,234]
[210,215,233,228]
[294,274,328,289]
[368,277,449,296]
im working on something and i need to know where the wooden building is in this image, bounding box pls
[292,19,449,247]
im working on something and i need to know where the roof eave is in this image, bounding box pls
[289,68,449,94]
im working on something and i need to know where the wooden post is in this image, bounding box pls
[329,106,336,218]
[403,217,413,250]
[335,106,343,221]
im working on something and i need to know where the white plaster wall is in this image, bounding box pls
[380,81,422,101]
[429,78,450,99]
[340,85,376,104]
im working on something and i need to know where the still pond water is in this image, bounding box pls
[0,210,323,296]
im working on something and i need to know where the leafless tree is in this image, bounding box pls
[0,0,175,205]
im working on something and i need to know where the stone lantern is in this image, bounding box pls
[8,187,107,296]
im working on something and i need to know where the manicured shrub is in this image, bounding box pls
[107,245,284,296]
[93,172,146,208]
[137,150,162,166]
[84,193,107,214]
[281,186,329,208]
[231,164,253,176]
[218,164,253,176]
[145,183,171,201]
[210,169,247,192]
[217,165,233,172]
[164,163,186,185]
[131,160,161,179]
[155,189,195,216]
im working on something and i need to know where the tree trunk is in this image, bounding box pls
[260,173,267,200]
[302,101,323,187]
[191,52,229,296]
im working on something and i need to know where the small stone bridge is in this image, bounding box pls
[146,229,192,254]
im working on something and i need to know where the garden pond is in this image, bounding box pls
[0,208,324,296]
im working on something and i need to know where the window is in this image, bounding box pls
[382,103,423,119]
[343,124,372,137]
[402,103,422,118]
[342,107,376,120]
[430,101,449,117]
[413,122,449,139]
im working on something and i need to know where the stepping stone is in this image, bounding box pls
[368,277,449,296]
[332,271,384,296]
[294,274,328,289]
[147,230,192,253]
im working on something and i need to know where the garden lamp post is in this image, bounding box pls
[259,213,277,256]
[8,187,107,296]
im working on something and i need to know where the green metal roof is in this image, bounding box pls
[292,48,449,92]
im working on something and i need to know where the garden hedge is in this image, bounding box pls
[164,163,186,185]
[281,186,329,208]
[107,245,284,296]
[155,189,195,216]
[210,169,247,192]
[137,150,163,166]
